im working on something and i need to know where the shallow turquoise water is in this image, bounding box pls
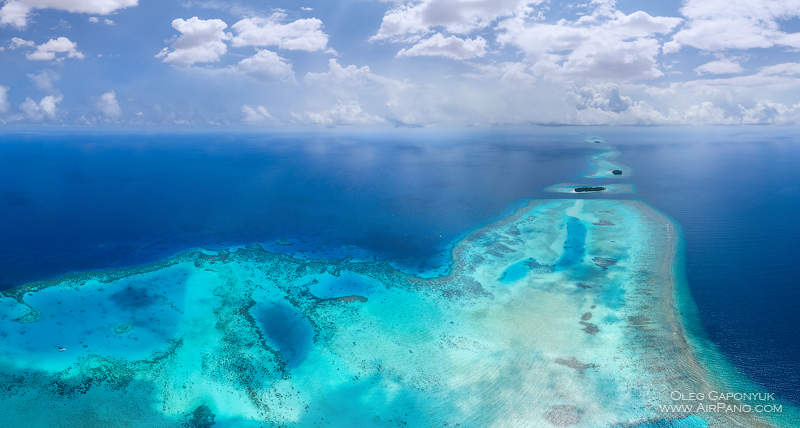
[613,415,708,427]
[5,198,788,427]
[305,271,377,299]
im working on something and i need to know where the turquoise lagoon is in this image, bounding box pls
[2,198,792,428]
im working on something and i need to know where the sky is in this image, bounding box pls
[1,0,800,127]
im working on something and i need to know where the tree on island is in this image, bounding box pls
[574,186,606,193]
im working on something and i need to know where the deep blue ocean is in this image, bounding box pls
[1,127,798,406]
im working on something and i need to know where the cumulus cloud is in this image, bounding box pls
[302,60,421,115]
[396,33,486,60]
[304,59,371,87]
[464,62,537,86]
[231,13,328,51]
[89,16,114,24]
[566,82,632,113]
[20,95,62,121]
[241,104,272,122]
[26,37,84,61]
[682,101,737,124]
[302,100,385,125]
[0,0,137,29]
[8,37,33,49]
[667,0,800,52]
[740,100,796,124]
[0,1,29,28]
[97,90,121,117]
[0,85,9,113]
[497,8,682,80]
[371,0,539,41]
[156,17,231,67]
[694,60,744,75]
[235,50,294,82]
[27,69,60,93]
[676,62,800,89]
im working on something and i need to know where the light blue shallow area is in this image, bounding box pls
[613,415,709,427]
[306,271,378,299]
[0,266,187,372]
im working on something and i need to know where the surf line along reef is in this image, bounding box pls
[0,200,791,427]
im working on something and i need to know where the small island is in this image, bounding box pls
[544,183,634,194]
[612,170,622,175]
[574,186,606,193]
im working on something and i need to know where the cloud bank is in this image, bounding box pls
[4,0,800,127]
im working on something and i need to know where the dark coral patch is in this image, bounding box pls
[544,405,582,426]
[580,321,599,335]
[110,286,157,309]
[183,404,215,428]
[592,257,617,270]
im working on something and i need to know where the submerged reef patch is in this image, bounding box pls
[584,150,632,179]
[0,199,793,427]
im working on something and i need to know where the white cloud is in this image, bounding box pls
[241,104,272,122]
[97,90,121,117]
[26,37,84,61]
[0,1,29,28]
[235,50,295,82]
[677,62,800,89]
[304,59,371,87]
[156,17,231,67]
[694,60,744,75]
[740,100,796,124]
[371,0,539,41]
[302,59,395,107]
[231,13,328,51]
[682,101,738,124]
[301,7,313,11]
[0,85,9,113]
[566,82,632,113]
[668,0,800,52]
[464,62,537,86]
[8,37,34,49]
[396,33,486,60]
[20,95,62,121]
[27,69,60,93]
[497,8,682,80]
[89,17,114,24]
[303,100,385,125]
[0,0,137,29]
